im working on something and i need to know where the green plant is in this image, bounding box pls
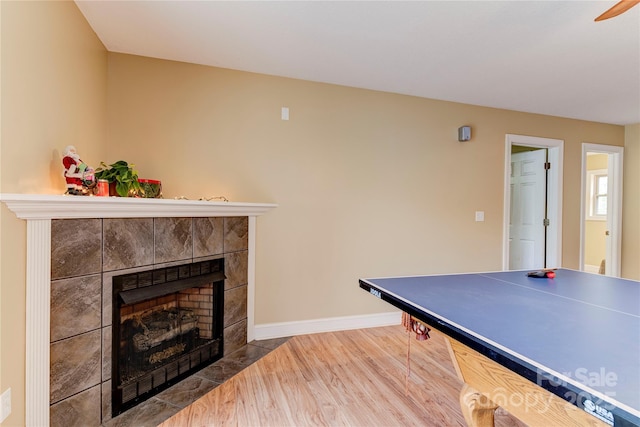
[94,160,143,197]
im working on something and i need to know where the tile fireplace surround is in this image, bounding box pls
[0,194,276,427]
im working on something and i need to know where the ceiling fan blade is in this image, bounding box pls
[595,0,640,21]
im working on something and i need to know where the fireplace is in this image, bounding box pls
[112,258,225,416]
[0,194,276,426]
[42,213,261,425]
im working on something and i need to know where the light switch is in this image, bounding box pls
[281,107,289,121]
[475,211,485,222]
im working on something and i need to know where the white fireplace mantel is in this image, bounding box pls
[0,193,277,219]
[0,193,277,427]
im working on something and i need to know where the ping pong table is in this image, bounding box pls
[360,268,640,427]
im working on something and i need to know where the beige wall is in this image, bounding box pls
[622,124,640,280]
[105,53,627,326]
[584,220,607,267]
[0,1,108,425]
[0,2,637,425]
[587,152,609,170]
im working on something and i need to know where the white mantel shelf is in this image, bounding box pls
[0,193,277,219]
[0,193,276,427]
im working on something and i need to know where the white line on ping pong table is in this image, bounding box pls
[476,273,640,318]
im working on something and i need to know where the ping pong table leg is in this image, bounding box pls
[459,383,499,427]
[445,337,610,427]
[446,338,498,426]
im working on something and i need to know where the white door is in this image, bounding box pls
[509,149,547,270]
[503,134,563,271]
[580,144,624,277]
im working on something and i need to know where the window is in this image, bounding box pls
[587,169,607,220]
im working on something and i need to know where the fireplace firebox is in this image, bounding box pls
[112,258,225,416]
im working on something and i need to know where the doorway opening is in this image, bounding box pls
[580,143,623,277]
[503,134,564,271]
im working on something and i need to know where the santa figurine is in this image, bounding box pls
[62,145,95,195]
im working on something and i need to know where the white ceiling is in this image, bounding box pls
[75,1,640,125]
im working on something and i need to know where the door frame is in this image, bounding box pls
[503,134,564,270]
[580,143,624,276]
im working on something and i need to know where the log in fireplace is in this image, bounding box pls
[112,258,225,416]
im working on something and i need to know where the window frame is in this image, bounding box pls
[586,168,607,221]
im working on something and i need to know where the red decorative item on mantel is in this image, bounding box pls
[137,179,162,198]
[96,179,109,197]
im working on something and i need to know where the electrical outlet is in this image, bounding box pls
[0,388,11,422]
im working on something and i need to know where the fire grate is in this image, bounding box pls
[112,258,224,416]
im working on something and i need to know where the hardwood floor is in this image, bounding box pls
[159,326,526,426]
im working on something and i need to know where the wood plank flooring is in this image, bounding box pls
[159,326,526,426]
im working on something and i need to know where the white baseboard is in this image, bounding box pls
[253,311,402,341]
[584,264,600,274]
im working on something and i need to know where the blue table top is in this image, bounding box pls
[360,269,640,426]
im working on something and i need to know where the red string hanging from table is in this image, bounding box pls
[402,312,431,396]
